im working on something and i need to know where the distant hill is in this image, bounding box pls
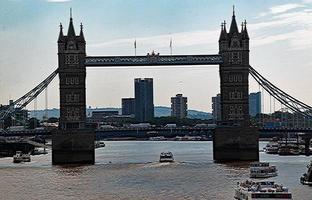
[29,106,212,120]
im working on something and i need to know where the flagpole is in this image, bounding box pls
[134,39,137,57]
[170,37,172,56]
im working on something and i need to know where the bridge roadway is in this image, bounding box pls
[1,127,312,137]
[85,54,223,66]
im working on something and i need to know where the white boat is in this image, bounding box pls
[159,152,174,162]
[300,161,312,186]
[265,142,279,154]
[13,151,31,163]
[234,180,292,200]
[250,162,278,178]
[95,141,105,149]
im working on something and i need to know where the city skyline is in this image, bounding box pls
[0,0,312,112]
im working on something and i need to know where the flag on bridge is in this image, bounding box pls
[169,37,172,55]
[134,39,137,56]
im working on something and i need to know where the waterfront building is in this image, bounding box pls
[91,110,119,121]
[134,78,154,122]
[121,98,135,116]
[212,94,221,122]
[249,92,261,117]
[171,94,187,119]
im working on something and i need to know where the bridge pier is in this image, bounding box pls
[213,126,259,162]
[52,130,95,165]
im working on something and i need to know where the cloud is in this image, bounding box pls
[88,2,312,54]
[257,3,305,17]
[269,3,305,14]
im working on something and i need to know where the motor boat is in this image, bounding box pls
[13,151,31,163]
[159,152,174,162]
[234,180,292,199]
[250,162,278,178]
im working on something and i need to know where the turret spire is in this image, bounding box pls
[243,19,249,39]
[79,22,85,42]
[67,8,76,37]
[219,20,228,41]
[223,20,227,32]
[229,5,239,34]
[58,23,64,42]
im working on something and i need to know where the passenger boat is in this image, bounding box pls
[234,180,292,199]
[300,161,312,186]
[264,142,279,154]
[250,162,278,178]
[278,144,300,156]
[95,141,105,149]
[159,152,174,162]
[13,151,31,163]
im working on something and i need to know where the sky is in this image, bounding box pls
[0,0,312,113]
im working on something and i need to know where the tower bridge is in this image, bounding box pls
[1,9,312,164]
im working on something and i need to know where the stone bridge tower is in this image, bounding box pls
[219,9,250,126]
[213,9,259,162]
[52,12,95,165]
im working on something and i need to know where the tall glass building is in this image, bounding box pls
[134,78,154,122]
[249,92,261,117]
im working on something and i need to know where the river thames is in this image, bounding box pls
[0,141,311,200]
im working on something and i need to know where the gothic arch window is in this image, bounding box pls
[66,107,80,121]
[230,52,242,64]
[65,54,79,65]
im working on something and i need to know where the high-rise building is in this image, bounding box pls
[171,94,187,119]
[122,98,135,116]
[134,78,154,122]
[212,94,221,122]
[249,92,261,117]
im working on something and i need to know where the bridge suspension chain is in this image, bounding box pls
[0,69,58,121]
[249,66,312,120]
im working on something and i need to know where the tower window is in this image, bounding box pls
[65,54,79,65]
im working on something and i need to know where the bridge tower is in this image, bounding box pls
[213,8,259,161]
[52,12,95,164]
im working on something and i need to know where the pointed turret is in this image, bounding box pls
[78,23,85,42]
[243,20,249,39]
[219,21,228,41]
[229,5,239,34]
[67,8,76,37]
[58,23,65,42]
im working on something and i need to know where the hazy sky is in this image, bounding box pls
[0,0,312,112]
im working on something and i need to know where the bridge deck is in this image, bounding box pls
[85,54,223,66]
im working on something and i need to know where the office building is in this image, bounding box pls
[134,78,154,122]
[249,92,261,117]
[121,98,135,116]
[171,94,187,119]
[212,94,221,122]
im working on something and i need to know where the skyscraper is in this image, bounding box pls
[212,94,221,122]
[134,78,154,122]
[249,92,261,117]
[122,98,135,116]
[171,94,187,119]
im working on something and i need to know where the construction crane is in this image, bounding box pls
[0,69,58,121]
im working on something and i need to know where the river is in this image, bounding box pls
[0,141,311,200]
